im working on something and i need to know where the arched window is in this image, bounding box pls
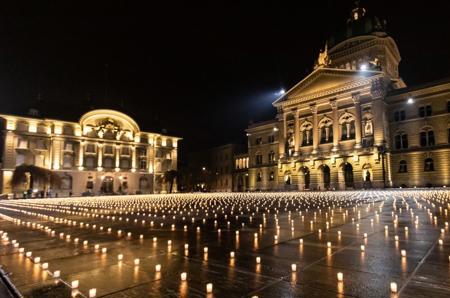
[319,117,333,144]
[300,121,313,146]
[340,113,355,140]
[420,129,435,147]
[398,160,407,173]
[394,133,408,149]
[424,158,434,171]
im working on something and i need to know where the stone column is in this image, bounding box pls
[115,145,120,170]
[294,109,300,156]
[278,113,287,159]
[131,146,136,171]
[331,100,339,152]
[352,93,362,149]
[78,141,84,168]
[311,105,318,154]
[97,144,103,169]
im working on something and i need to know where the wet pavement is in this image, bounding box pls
[0,190,449,298]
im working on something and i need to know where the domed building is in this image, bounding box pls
[0,109,180,197]
[241,4,450,190]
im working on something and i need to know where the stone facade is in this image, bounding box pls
[244,5,450,191]
[0,109,181,196]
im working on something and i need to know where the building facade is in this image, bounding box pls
[0,109,181,196]
[245,5,450,191]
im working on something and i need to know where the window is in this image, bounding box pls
[36,139,46,150]
[302,129,312,146]
[268,135,275,143]
[394,110,406,121]
[269,171,275,181]
[394,134,408,149]
[255,137,262,145]
[35,154,45,167]
[63,154,73,169]
[268,151,276,164]
[86,144,96,153]
[104,145,113,154]
[64,142,73,151]
[120,158,130,169]
[139,159,147,170]
[256,154,263,165]
[341,121,355,140]
[256,172,262,182]
[424,158,434,171]
[85,156,96,168]
[61,175,72,190]
[419,105,432,117]
[103,157,114,169]
[420,130,435,147]
[320,126,333,144]
[398,160,407,173]
[18,138,28,149]
[448,101,450,113]
[121,147,130,156]
[16,153,25,166]
[448,128,450,144]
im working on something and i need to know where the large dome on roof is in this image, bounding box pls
[328,4,387,49]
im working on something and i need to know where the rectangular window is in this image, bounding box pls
[447,101,450,113]
[394,135,401,149]
[256,155,263,165]
[64,142,73,151]
[268,135,275,143]
[86,144,96,153]
[420,132,427,147]
[36,139,46,150]
[121,147,130,156]
[400,110,406,120]
[419,107,425,117]
[428,131,435,146]
[18,138,28,149]
[448,128,450,144]
[401,134,408,148]
[394,111,399,122]
[426,105,432,116]
[139,159,147,170]
[255,137,262,145]
[104,145,113,154]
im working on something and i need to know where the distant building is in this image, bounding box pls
[0,109,181,196]
[244,4,450,190]
[186,143,244,192]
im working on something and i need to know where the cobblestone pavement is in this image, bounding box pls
[0,190,449,298]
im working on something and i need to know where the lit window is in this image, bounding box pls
[18,138,28,149]
[424,158,434,172]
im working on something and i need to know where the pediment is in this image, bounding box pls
[274,68,381,105]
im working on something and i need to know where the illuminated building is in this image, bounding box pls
[244,4,450,190]
[0,109,180,196]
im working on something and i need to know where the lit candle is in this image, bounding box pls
[42,263,48,269]
[337,272,343,281]
[360,245,365,252]
[118,254,123,261]
[89,288,97,298]
[390,282,397,293]
[291,264,297,272]
[401,250,406,257]
[256,256,261,264]
[181,272,187,281]
[155,264,161,272]
[53,270,60,278]
[134,258,140,265]
[206,283,213,293]
[230,251,235,258]
[71,280,79,289]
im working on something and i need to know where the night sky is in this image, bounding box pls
[1,1,450,163]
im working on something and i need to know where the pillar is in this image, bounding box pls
[97,144,103,169]
[331,100,339,152]
[294,109,300,156]
[278,113,287,159]
[78,141,84,169]
[115,145,120,170]
[352,93,362,149]
[311,105,318,154]
[131,146,136,171]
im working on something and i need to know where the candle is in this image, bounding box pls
[134,258,140,265]
[53,270,60,278]
[42,263,48,269]
[401,250,406,257]
[71,280,79,289]
[291,264,297,272]
[181,272,187,281]
[155,264,161,272]
[206,283,213,293]
[230,251,235,258]
[118,254,123,261]
[337,272,343,281]
[390,282,397,293]
[256,256,261,264]
[89,288,97,298]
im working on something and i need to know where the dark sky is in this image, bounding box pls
[1,1,450,163]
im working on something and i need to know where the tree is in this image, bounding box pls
[163,170,178,193]
[12,164,61,193]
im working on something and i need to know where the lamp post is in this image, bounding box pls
[377,144,387,188]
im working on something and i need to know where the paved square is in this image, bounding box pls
[1,190,449,297]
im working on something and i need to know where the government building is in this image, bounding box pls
[238,5,450,191]
[0,109,180,196]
